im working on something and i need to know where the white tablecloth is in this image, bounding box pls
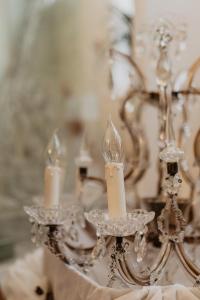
[44,250,200,300]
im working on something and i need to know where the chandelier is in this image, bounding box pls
[25,17,200,287]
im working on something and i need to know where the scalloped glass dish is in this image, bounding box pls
[85,209,155,237]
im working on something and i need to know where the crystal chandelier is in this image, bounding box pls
[25,17,200,287]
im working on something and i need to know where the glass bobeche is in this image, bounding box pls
[85,209,155,237]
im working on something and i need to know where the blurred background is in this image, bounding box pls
[0,0,200,273]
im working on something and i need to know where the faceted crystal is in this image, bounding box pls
[156,49,172,87]
[159,142,184,162]
[153,18,173,48]
[136,235,147,263]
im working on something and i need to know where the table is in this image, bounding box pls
[44,250,200,300]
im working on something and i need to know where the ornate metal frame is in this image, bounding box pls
[25,21,200,287]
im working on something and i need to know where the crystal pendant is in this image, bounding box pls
[136,235,147,263]
[68,226,79,242]
[134,231,142,253]
[91,236,106,260]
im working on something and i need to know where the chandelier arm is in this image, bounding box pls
[47,226,98,268]
[117,89,200,108]
[49,238,96,267]
[115,241,171,285]
[58,243,93,267]
[120,94,141,180]
[111,50,149,184]
[132,126,149,184]
[177,93,195,201]
[109,49,146,85]
[120,91,149,183]
[177,60,199,204]
[117,258,149,285]
[124,167,134,181]
[150,241,172,272]
[65,242,94,252]
[44,224,96,266]
[175,242,200,279]
[64,235,112,252]
[116,258,137,285]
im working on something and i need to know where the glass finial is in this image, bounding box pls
[102,117,123,163]
[46,128,67,167]
[156,49,172,87]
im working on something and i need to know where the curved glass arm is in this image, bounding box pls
[116,242,171,285]
[120,90,149,184]
[175,242,200,279]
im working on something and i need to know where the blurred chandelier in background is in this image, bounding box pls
[25,9,200,288]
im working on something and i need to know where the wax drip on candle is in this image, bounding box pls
[46,129,67,167]
[102,117,123,164]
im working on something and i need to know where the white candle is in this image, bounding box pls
[103,117,127,219]
[44,165,64,208]
[105,162,126,219]
[43,128,67,208]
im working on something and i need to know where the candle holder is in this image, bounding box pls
[24,205,72,225]
[24,201,86,256]
[85,209,155,286]
[85,209,155,237]
[24,159,200,286]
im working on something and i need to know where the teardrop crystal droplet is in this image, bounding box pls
[102,118,123,163]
